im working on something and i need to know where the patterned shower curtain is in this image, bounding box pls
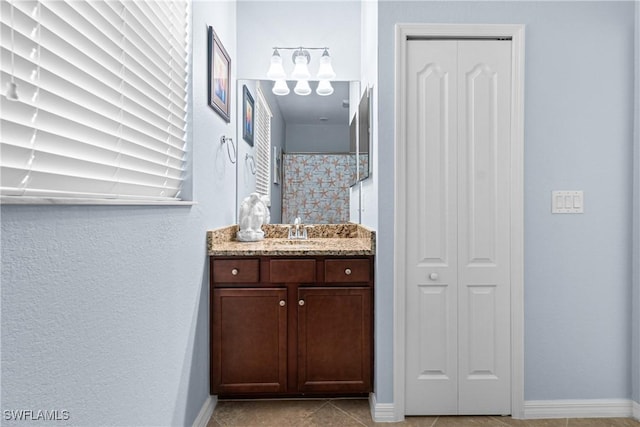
[281,153,357,224]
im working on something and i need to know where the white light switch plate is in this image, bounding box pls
[552,191,584,214]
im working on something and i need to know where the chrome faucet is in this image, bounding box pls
[288,217,308,240]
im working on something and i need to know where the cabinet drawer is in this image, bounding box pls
[212,259,259,283]
[325,259,371,283]
[270,259,316,283]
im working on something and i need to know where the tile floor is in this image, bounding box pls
[208,399,640,427]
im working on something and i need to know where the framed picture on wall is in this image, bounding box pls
[242,85,254,146]
[273,146,282,185]
[208,26,230,122]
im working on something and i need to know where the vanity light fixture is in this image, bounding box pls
[267,46,336,97]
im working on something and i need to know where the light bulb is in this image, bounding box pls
[272,80,290,96]
[291,52,311,80]
[266,50,286,80]
[294,80,311,96]
[316,80,334,96]
[316,49,336,80]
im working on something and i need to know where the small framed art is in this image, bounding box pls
[208,26,231,122]
[242,85,254,146]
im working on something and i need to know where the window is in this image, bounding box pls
[254,84,272,203]
[0,0,189,203]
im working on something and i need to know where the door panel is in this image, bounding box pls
[405,40,458,415]
[212,288,288,394]
[297,287,372,393]
[405,39,512,415]
[457,40,511,415]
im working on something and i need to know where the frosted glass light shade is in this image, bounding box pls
[291,55,311,80]
[272,79,290,96]
[267,51,286,80]
[294,80,311,96]
[316,51,336,80]
[316,80,333,96]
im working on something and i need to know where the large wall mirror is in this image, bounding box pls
[236,79,366,225]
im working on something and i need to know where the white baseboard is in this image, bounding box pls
[524,399,634,419]
[369,393,400,423]
[633,401,640,420]
[192,395,217,427]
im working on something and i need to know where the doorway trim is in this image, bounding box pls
[393,23,525,420]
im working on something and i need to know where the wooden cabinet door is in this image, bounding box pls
[211,288,287,394]
[297,287,372,393]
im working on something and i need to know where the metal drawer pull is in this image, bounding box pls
[298,300,305,306]
[429,273,438,280]
[279,300,286,307]
[345,268,352,275]
[231,268,239,276]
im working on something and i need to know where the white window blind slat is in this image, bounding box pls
[1,121,184,179]
[254,86,272,201]
[1,100,185,166]
[2,168,181,200]
[0,0,188,201]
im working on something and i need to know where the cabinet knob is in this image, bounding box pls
[345,268,352,275]
[298,300,305,306]
[279,300,286,307]
[429,273,439,280]
[231,268,239,276]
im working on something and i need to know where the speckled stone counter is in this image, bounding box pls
[207,224,376,256]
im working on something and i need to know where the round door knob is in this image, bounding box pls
[429,273,439,280]
[345,268,352,275]
[279,300,286,307]
[231,268,239,276]
[298,300,305,306]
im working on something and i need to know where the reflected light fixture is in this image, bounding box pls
[294,80,311,96]
[6,0,19,101]
[272,79,290,96]
[316,80,334,96]
[267,46,336,96]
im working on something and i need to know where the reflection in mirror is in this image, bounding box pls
[237,80,360,224]
[358,87,371,181]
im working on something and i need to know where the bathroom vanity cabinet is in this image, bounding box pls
[209,256,373,397]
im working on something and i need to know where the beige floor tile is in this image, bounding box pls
[489,417,568,427]
[394,416,440,426]
[567,419,640,427]
[212,399,327,426]
[206,417,224,427]
[208,400,640,427]
[330,398,439,426]
[434,416,511,427]
[298,402,366,427]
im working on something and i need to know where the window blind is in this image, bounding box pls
[254,85,271,202]
[0,0,189,201]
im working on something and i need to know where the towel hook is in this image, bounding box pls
[245,153,256,175]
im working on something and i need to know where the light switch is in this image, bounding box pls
[552,191,584,214]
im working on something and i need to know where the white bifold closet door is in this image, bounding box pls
[405,39,512,416]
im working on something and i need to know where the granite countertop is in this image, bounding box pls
[207,224,376,256]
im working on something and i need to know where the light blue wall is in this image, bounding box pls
[236,1,361,81]
[0,1,237,425]
[286,124,350,153]
[376,1,636,404]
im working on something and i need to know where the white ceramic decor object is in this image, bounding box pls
[237,193,269,241]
